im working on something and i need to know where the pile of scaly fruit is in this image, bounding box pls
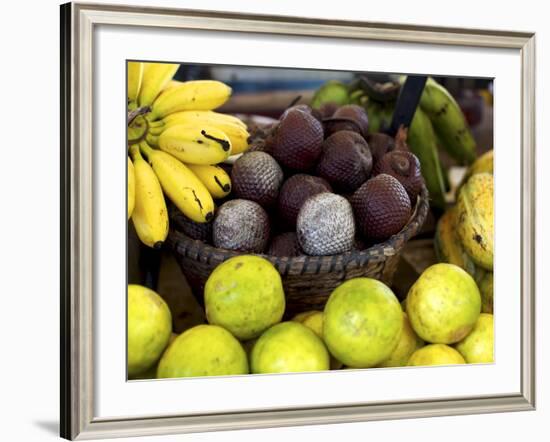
[312,77,477,208]
[434,150,494,314]
[127,62,249,248]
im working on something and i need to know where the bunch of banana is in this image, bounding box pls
[419,77,477,165]
[127,61,249,248]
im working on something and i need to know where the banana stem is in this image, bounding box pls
[127,106,151,126]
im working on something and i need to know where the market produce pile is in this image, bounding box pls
[126,63,494,379]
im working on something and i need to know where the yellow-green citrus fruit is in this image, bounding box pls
[292,310,343,369]
[378,313,424,368]
[157,324,248,378]
[127,284,172,377]
[323,278,403,368]
[292,310,323,337]
[251,322,329,374]
[479,272,494,314]
[204,255,285,340]
[407,263,481,344]
[129,332,178,380]
[407,344,466,366]
[455,313,494,363]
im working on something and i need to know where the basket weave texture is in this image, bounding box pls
[167,185,429,317]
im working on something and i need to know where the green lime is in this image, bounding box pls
[205,255,285,340]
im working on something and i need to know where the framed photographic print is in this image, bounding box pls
[60,2,536,440]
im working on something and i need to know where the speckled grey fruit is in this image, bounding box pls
[169,203,212,242]
[297,193,355,256]
[231,152,284,208]
[267,232,302,257]
[351,174,411,241]
[325,105,369,138]
[367,133,396,164]
[373,151,423,204]
[277,174,332,228]
[272,108,324,170]
[213,199,270,253]
[316,131,373,193]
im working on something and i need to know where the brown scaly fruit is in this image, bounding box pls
[297,193,355,256]
[277,174,332,229]
[316,131,373,193]
[367,132,396,164]
[267,232,303,257]
[213,199,270,253]
[231,151,284,208]
[324,104,369,138]
[318,102,339,119]
[373,150,423,204]
[272,108,324,170]
[351,174,411,241]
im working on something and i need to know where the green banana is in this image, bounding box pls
[407,107,447,209]
[310,80,350,109]
[419,77,477,165]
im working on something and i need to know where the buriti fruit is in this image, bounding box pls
[157,324,248,378]
[250,322,330,374]
[277,174,332,229]
[231,151,284,208]
[373,150,423,204]
[455,313,494,363]
[316,131,373,193]
[323,278,403,368]
[407,344,466,366]
[272,107,324,170]
[296,193,355,256]
[127,284,172,377]
[351,174,411,241]
[204,255,285,340]
[213,199,270,253]
[377,313,424,368]
[407,263,481,344]
[267,232,302,257]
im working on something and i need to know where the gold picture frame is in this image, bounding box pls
[60,2,536,439]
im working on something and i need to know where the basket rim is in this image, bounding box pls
[167,184,429,272]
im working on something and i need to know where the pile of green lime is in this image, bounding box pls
[128,258,494,379]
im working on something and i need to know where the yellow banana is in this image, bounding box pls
[462,149,493,185]
[158,123,232,165]
[185,163,232,199]
[150,111,249,155]
[420,77,477,165]
[129,144,169,248]
[128,157,135,219]
[456,173,494,270]
[163,110,247,129]
[434,206,484,280]
[149,80,232,121]
[138,62,180,108]
[139,142,215,223]
[127,61,144,105]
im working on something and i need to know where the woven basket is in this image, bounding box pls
[166,185,429,317]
